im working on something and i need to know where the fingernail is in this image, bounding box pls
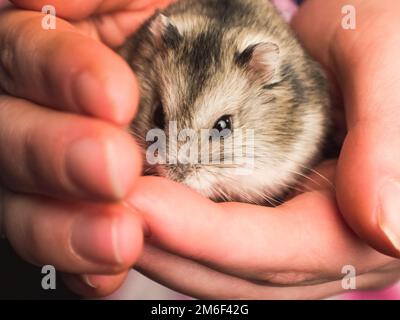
[73,72,104,117]
[80,275,98,289]
[73,71,132,124]
[104,73,137,124]
[105,140,133,199]
[70,213,123,266]
[66,138,128,199]
[378,180,400,252]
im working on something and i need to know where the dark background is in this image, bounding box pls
[0,241,77,300]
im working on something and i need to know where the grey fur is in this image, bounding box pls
[119,0,330,205]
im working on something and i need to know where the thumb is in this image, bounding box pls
[292,0,400,257]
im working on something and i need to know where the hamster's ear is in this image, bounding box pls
[236,42,280,84]
[150,13,183,48]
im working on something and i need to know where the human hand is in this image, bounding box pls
[292,0,400,258]
[0,0,172,297]
[126,159,400,299]
[124,0,400,299]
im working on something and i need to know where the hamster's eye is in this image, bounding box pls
[211,115,233,138]
[153,102,166,129]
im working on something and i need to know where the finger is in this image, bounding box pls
[136,244,356,300]
[128,177,392,284]
[62,272,129,298]
[2,190,143,274]
[74,0,174,47]
[137,244,400,299]
[0,10,137,124]
[293,0,400,257]
[0,96,142,200]
[10,0,169,20]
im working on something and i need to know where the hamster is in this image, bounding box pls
[119,0,330,205]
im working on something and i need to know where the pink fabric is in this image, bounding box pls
[271,0,298,21]
[338,283,400,301]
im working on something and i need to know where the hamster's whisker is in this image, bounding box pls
[196,164,241,169]
[300,166,335,190]
[210,182,233,202]
[128,130,149,150]
[143,165,162,177]
[292,181,314,193]
[203,169,241,203]
[129,129,148,144]
[275,181,309,194]
[210,169,281,206]
[273,175,315,193]
[282,156,335,191]
[286,169,322,188]
[287,158,336,190]
[260,190,282,206]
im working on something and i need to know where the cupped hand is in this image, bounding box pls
[126,0,400,299]
[0,0,172,297]
[127,162,400,299]
[292,0,400,258]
